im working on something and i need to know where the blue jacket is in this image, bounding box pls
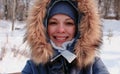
[22,57,109,74]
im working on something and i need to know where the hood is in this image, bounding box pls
[25,0,102,68]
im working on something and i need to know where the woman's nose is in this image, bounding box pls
[57,24,65,33]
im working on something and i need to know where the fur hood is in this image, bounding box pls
[25,0,102,68]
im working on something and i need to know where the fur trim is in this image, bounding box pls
[74,0,102,68]
[25,0,53,64]
[25,0,102,68]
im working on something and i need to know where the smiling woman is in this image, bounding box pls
[22,0,109,74]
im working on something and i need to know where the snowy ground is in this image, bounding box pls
[0,19,120,74]
[101,19,120,74]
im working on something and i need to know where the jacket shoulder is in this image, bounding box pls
[93,57,110,74]
[22,60,38,74]
[22,60,47,74]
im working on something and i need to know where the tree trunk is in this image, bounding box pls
[114,0,120,20]
[12,0,16,31]
[4,0,8,20]
[104,0,112,18]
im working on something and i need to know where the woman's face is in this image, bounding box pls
[48,14,76,47]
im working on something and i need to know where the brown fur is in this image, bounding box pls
[25,0,102,68]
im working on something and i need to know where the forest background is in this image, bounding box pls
[0,0,120,73]
[0,0,120,22]
[0,0,120,31]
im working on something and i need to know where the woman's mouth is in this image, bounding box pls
[53,36,68,43]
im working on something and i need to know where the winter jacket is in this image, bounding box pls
[22,57,109,74]
[22,0,109,74]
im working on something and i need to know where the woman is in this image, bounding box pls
[22,0,109,74]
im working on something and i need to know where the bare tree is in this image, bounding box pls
[114,0,120,20]
[3,0,8,19]
[16,0,25,21]
[0,0,4,19]
[104,0,112,18]
[24,0,31,20]
[12,0,16,31]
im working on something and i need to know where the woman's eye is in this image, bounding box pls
[48,21,57,25]
[66,22,74,26]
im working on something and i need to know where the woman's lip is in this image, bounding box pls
[56,37,66,40]
[54,36,67,42]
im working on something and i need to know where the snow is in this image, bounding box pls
[0,52,27,73]
[101,36,120,74]
[0,19,120,74]
[101,19,120,74]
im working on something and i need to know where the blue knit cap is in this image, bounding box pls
[48,1,77,23]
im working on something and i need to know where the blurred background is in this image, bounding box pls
[0,0,120,74]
